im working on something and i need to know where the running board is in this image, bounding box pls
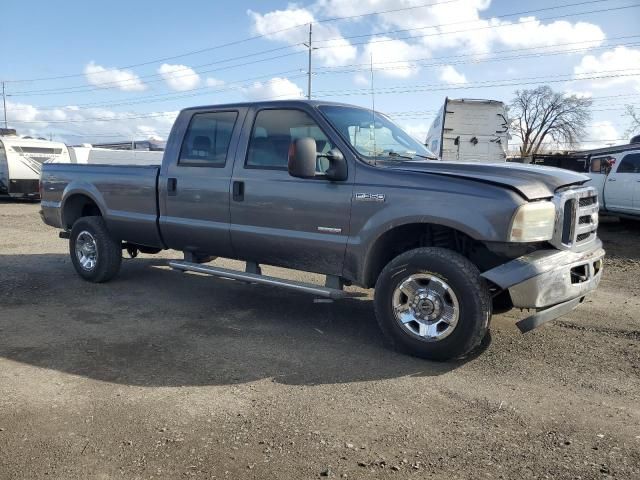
[169,261,348,299]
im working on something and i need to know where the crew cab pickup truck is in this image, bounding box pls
[586,146,640,221]
[40,100,605,360]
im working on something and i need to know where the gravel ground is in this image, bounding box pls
[0,200,638,479]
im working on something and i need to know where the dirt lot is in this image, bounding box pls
[0,201,638,480]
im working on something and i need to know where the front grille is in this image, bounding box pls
[550,187,599,251]
[579,196,597,207]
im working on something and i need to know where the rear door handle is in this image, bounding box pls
[608,178,616,182]
[232,181,244,201]
[167,177,177,195]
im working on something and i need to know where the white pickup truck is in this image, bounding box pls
[587,144,640,221]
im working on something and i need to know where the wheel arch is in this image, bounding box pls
[361,221,486,288]
[61,192,104,229]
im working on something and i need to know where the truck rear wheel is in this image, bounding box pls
[374,247,491,361]
[69,216,122,283]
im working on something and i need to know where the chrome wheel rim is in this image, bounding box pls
[75,231,98,271]
[392,273,459,341]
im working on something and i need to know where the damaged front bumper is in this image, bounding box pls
[482,240,605,333]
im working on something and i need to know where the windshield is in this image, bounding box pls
[318,105,436,161]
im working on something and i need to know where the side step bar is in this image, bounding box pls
[169,261,348,299]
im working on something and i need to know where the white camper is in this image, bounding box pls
[0,133,70,198]
[425,98,509,163]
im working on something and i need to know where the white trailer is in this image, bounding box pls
[425,98,509,163]
[0,134,70,198]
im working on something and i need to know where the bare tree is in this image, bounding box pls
[509,86,592,156]
[625,105,640,138]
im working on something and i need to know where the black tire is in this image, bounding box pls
[619,217,640,227]
[374,247,491,361]
[69,216,122,283]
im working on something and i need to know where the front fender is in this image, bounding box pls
[343,179,525,285]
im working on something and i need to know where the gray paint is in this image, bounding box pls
[40,100,598,289]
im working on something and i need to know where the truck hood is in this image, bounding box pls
[382,160,590,200]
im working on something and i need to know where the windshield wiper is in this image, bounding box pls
[384,151,414,160]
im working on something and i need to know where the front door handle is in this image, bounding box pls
[608,178,616,182]
[167,177,177,195]
[232,181,244,201]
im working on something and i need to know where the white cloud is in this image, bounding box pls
[248,7,357,66]
[439,65,467,85]
[362,37,423,78]
[242,77,305,101]
[315,0,605,57]
[206,77,225,88]
[397,121,434,143]
[493,18,605,51]
[158,63,201,91]
[5,100,177,143]
[84,61,146,92]
[583,120,622,148]
[353,74,370,87]
[574,46,640,91]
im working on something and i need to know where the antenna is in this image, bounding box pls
[370,53,377,163]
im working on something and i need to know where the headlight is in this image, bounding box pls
[509,201,556,242]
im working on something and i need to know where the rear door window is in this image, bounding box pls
[178,111,238,167]
[617,153,640,173]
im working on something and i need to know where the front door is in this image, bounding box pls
[160,108,247,256]
[606,153,640,213]
[229,107,354,276]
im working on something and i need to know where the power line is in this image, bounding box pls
[9,50,306,96]
[4,0,629,87]
[16,3,624,96]
[314,70,640,97]
[7,70,308,111]
[314,2,640,49]
[316,41,640,77]
[315,0,617,44]
[2,0,473,85]
[315,35,640,71]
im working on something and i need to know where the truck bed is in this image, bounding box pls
[40,163,163,248]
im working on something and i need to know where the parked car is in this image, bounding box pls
[586,146,640,221]
[425,98,509,163]
[40,100,604,360]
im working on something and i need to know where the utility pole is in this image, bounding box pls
[2,81,7,129]
[306,23,312,99]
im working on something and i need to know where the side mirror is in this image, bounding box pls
[288,137,317,179]
[288,138,348,181]
[322,148,347,181]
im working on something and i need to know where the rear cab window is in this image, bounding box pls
[178,111,238,167]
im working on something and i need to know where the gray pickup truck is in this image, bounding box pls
[40,100,604,360]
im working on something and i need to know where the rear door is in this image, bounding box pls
[159,108,247,256]
[605,152,640,213]
[228,105,354,275]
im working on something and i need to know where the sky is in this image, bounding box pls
[1,0,639,151]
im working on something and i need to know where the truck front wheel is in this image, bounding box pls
[69,216,122,283]
[374,247,491,361]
